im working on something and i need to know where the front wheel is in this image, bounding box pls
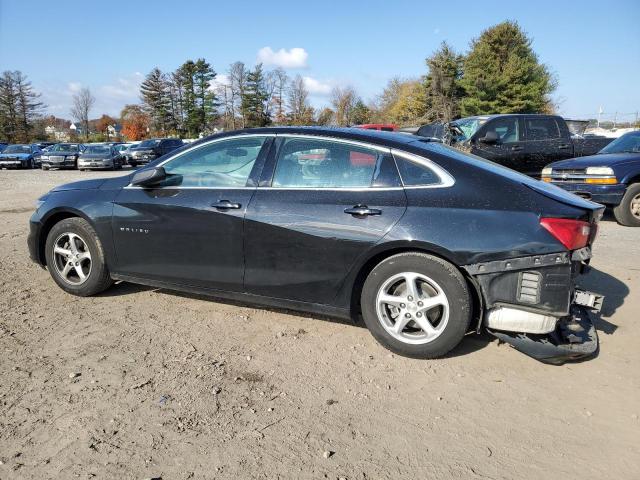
[44,217,113,296]
[613,183,640,227]
[361,252,472,359]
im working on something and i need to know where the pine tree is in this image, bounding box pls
[0,70,43,142]
[242,63,270,127]
[351,99,372,125]
[424,42,464,122]
[140,68,171,135]
[460,21,556,116]
[193,59,218,134]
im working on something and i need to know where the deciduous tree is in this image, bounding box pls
[70,87,94,140]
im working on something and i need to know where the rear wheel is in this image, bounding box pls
[44,217,113,296]
[361,252,472,358]
[613,183,640,227]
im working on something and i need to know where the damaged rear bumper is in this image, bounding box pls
[464,249,602,364]
[487,305,598,365]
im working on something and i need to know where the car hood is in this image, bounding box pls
[550,152,640,169]
[51,178,107,192]
[0,152,30,159]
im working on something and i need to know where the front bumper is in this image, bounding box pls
[78,160,114,170]
[488,305,598,364]
[0,160,28,168]
[551,181,626,205]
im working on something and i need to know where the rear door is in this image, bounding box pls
[523,116,573,176]
[243,135,407,305]
[471,116,527,172]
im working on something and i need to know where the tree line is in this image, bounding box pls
[1,21,560,143]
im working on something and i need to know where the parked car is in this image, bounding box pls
[0,142,8,152]
[542,130,640,226]
[35,141,57,151]
[41,143,83,170]
[355,124,397,132]
[28,127,605,364]
[417,114,614,178]
[113,143,138,165]
[77,144,123,170]
[0,144,43,169]
[129,138,183,167]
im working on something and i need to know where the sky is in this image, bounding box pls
[1,0,639,122]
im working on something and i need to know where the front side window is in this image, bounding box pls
[272,138,380,188]
[484,118,520,143]
[526,118,560,140]
[162,136,268,187]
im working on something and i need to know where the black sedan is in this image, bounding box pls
[27,127,605,363]
[41,143,83,170]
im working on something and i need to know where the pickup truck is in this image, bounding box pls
[418,114,613,178]
[542,130,640,227]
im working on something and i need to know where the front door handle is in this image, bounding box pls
[511,145,524,151]
[558,144,571,149]
[212,200,241,210]
[344,205,382,217]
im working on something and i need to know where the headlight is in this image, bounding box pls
[67,155,77,160]
[541,167,553,176]
[585,166,614,176]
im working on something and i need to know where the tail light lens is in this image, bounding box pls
[540,218,591,250]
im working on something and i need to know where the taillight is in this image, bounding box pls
[540,218,591,250]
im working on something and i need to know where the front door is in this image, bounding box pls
[112,135,272,291]
[244,135,407,305]
[472,116,527,173]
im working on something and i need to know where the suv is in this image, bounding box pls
[129,138,183,167]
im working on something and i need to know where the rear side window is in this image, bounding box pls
[395,156,440,186]
[272,138,380,188]
[526,118,560,140]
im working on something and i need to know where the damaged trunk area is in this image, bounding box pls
[465,250,603,364]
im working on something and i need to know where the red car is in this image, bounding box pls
[355,124,397,132]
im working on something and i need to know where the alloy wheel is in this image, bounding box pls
[375,272,450,345]
[52,232,92,285]
[631,193,640,219]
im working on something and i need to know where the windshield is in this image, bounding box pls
[138,139,161,148]
[599,131,640,154]
[51,144,79,152]
[452,118,486,141]
[84,145,111,155]
[4,145,30,154]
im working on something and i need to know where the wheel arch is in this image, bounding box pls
[346,242,482,327]
[620,173,640,186]
[37,208,95,266]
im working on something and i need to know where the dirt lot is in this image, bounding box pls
[0,168,638,480]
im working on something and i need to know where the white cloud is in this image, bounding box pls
[303,76,332,96]
[209,73,230,91]
[67,81,83,93]
[257,47,308,68]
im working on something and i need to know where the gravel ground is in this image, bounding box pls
[0,168,638,480]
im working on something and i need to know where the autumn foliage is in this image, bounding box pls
[120,105,150,141]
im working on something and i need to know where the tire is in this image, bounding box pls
[44,217,113,296]
[42,165,49,170]
[26,159,33,169]
[613,183,640,227]
[361,252,472,359]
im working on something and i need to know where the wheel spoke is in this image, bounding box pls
[418,294,447,313]
[413,315,437,335]
[77,251,91,261]
[379,293,405,308]
[74,264,87,281]
[394,314,411,334]
[61,263,73,279]
[402,273,420,300]
[54,246,71,257]
[68,234,79,254]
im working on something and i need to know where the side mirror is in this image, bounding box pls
[479,131,499,144]
[131,166,166,187]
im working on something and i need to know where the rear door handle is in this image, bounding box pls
[558,144,571,149]
[511,145,524,151]
[212,200,241,210]
[344,205,382,217]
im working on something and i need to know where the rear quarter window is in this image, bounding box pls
[395,156,440,186]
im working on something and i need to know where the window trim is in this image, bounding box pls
[267,134,390,190]
[125,134,273,189]
[391,150,455,189]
